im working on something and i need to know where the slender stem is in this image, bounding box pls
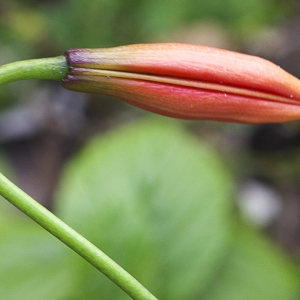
[0,56,68,86]
[0,172,157,300]
[0,56,157,298]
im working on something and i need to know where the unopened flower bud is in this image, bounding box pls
[63,43,300,123]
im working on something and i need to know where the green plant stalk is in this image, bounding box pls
[0,56,68,85]
[0,58,157,300]
[0,173,157,300]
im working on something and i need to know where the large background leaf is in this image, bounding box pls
[55,117,233,299]
[202,225,299,300]
[0,222,73,300]
[0,118,298,299]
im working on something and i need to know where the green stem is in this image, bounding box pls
[0,172,157,300]
[0,56,157,299]
[0,56,68,86]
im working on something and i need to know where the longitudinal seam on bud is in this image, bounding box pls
[69,67,297,105]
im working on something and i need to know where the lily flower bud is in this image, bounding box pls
[63,43,300,123]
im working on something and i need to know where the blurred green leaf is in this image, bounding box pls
[0,118,298,299]
[55,117,233,299]
[39,0,290,51]
[0,224,73,300]
[202,225,299,300]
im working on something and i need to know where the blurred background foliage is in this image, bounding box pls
[1,0,300,299]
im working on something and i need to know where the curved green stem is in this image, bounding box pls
[0,56,68,86]
[0,172,157,300]
[0,56,157,299]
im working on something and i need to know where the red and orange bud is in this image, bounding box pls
[63,43,300,123]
